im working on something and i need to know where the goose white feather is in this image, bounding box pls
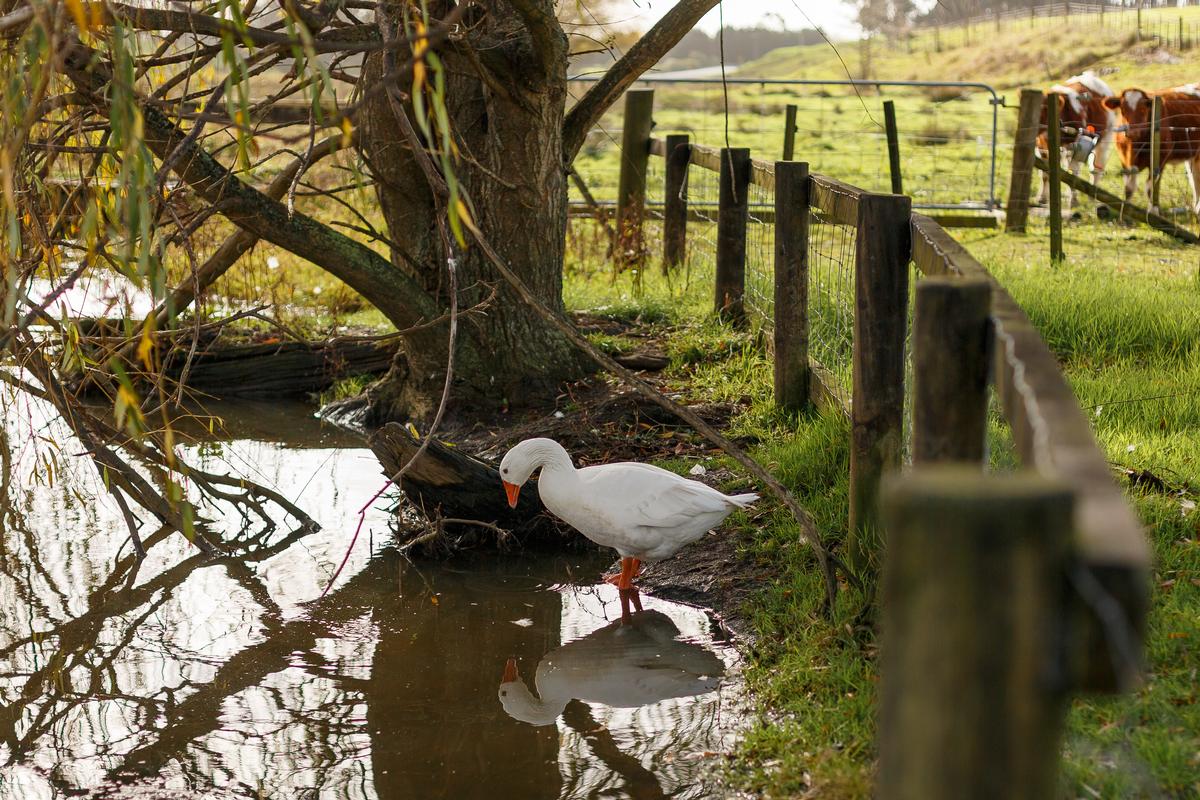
[499,438,758,563]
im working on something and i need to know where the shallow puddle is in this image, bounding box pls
[0,398,741,799]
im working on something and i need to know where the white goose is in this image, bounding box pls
[498,609,725,726]
[498,438,758,597]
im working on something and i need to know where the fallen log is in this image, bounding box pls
[163,339,398,398]
[368,423,564,547]
[73,321,401,399]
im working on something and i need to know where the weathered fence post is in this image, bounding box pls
[615,89,654,268]
[879,468,1073,800]
[912,278,992,464]
[847,192,911,577]
[773,161,811,412]
[1006,88,1043,233]
[1150,94,1164,210]
[1047,93,1065,262]
[715,147,750,326]
[883,100,903,195]
[663,134,690,272]
[782,104,798,161]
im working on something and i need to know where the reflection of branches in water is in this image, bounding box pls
[1,352,319,560]
[0,521,319,777]
[562,699,665,800]
[110,554,390,784]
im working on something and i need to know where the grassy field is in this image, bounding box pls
[962,221,1200,797]
[558,197,1199,797]
[570,4,1200,268]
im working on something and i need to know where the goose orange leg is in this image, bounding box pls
[614,558,645,623]
[604,557,642,588]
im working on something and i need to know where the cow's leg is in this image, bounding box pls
[1187,157,1200,217]
[1091,131,1112,188]
[1068,156,1084,210]
[1035,147,1050,205]
[1061,147,1076,209]
[1124,168,1140,208]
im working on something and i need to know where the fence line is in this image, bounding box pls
[588,85,1149,793]
[567,76,1004,213]
[910,2,1200,53]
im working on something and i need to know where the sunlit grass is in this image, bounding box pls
[561,198,1200,795]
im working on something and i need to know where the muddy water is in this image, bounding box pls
[0,398,740,799]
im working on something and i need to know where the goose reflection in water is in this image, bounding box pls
[498,609,725,726]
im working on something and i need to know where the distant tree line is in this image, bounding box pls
[660,26,825,67]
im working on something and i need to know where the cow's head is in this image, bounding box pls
[1102,88,1153,198]
[1103,88,1153,130]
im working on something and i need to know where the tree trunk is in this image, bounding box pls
[359,3,590,423]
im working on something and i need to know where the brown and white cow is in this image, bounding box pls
[1102,84,1200,214]
[1036,71,1117,208]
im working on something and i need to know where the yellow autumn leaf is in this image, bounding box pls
[65,0,90,33]
[412,19,428,58]
[454,198,480,235]
[137,317,156,369]
[340,116,353,147]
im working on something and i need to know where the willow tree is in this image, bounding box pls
[3,0,719,426]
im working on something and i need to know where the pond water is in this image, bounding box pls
[0,397,742,799]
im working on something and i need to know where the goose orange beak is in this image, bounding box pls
[503,480,520,508]
[501,657,519,683]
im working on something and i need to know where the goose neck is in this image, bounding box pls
[533,441,575,476]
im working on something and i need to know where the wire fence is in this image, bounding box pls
[568,78,1003,211]
[806,214,859,412]
[683,160,719,284]
[909,3,1200,53]
[744,180,774,331]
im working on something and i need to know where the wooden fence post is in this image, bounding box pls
[663,134,690,272]
[879,468,1072,800]
[615,89,654,269]
[783,104,798,161]
[1006,88,1043,233]
[1047,93,1064,262]
[1150,95,1164,210]
[715,147,750,326]
[912,278,992,464]
[883,100,903,195]
[773,161,811,412]
[847,192,911,577]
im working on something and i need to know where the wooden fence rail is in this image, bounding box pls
[595,89,1148,793]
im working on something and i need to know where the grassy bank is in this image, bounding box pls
[963,222,1200,797]
[559,214,1200,797]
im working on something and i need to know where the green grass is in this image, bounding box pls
[561,180,1200,797]
[742,6,1200,90]
[965,234,1200,800]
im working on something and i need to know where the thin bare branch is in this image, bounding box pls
[562,0,719,162]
